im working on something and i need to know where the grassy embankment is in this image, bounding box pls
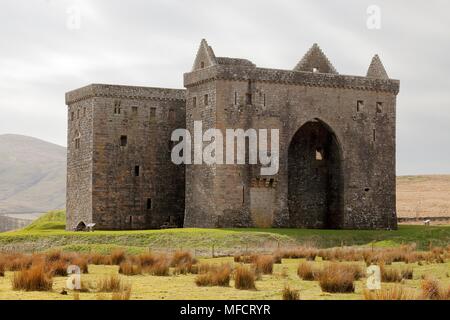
[0,211,449,254]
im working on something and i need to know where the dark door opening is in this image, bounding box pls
[288,120,343,229]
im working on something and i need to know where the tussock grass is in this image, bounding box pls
[252,255,274,275]
[282,286,300,300]
[12,265,53,291]
[421,278,450,300]
[195,264,232,287]
[363,286,417,300]
[97,274,128,292]
[318,263,355,293]
[297,262,318,281]
[234,265,256,290]
[119,260,142,276]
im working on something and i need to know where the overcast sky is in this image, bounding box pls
[0,0,449,175]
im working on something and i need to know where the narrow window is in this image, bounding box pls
[168,109,175,121]
[192,97,197,108]
[114,107,121,115]
[357,100,364,112]
[315,148,324,161]
[71,112,74,121]
[234,92,237,105]
[146,198,152,210]
[242,186,245,204]
[200,61,205,68]
[83,107,86,116]
[376,102,383,113]
[263,94,266,107]
[77,109,80,119]
[373,129,376,141]
[204,94,209,106]
[134,165,140,177]
[269,178,274,187]
[75,138,80,149]
[132,106,138,114]
[120,135,127,147]
[149,107,156,119]
[246,93,252,105]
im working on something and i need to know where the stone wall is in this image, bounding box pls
[66,84,186,230]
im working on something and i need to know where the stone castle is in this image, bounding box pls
[65,40,399,231]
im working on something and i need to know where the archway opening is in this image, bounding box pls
[75,221,87,231]
[288,120,343,229]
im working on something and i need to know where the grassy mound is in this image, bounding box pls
[0,211,449,254]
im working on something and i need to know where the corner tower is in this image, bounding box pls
[65,84,186,230]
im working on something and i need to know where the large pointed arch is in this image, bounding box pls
[288,119,344,229]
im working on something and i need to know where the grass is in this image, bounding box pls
[12,265,53,291]
[1,211,449,255]
[234,265,256,290]
[0,255,448,300]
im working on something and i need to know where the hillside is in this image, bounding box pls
[397,175,450,218]
[0,134,66,217]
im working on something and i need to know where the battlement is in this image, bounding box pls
[184,64,399,94]
[185,39,399,94]
[66,83,186,105]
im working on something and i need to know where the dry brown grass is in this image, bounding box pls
[363,286,417,300]
[317,263,355,293]
[48,259,68,277]
[88,252,112,265]
[195,264,232,287]
[146,259,170,276]
[171,251,197,267]
[97,274,127,292]
[234,265,256,290]
[297,261,318,281]
[421,278,450,300]
[252,255,274,275]
[111,286,132,300]
[397,175,450,219]
[110,250,126,265]
[380,263,403,283]
[282,286,300,300]
[12,265,53,291]
[119,260,142,276]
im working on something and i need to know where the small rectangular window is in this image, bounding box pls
[373,129,376,141]
[315,148,324,161]
[120,135,127,147]
[77,109,80,119]
[263,94,266,107]
[376,102,383,113]
[192,97,197,108]
[246,93,252,105]
[150,107,156,119]
[71,112,74,121]
[75,138,80,149]
[134,165,140,177]
[146,198,152,210]
[83,107,86,116]
[234,92,238,105]
[132,106,138,114]
[168,109,175,121]
[114,107,121,115]
[204,94,209,106]
[357,100,364,112]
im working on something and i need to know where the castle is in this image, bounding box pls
[65,40,399,231]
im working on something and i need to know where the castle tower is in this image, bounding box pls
[184,40,399,230]
[65,84,186,230]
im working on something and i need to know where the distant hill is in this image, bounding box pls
[397,175,450,218]
[0,134,66,218]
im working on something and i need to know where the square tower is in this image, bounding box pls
[65,84,186,230]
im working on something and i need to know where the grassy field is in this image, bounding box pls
[0,255,448,300]
[397,175,450,218]
[0,211,449,254]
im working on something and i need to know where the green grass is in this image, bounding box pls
[0,210,449,254]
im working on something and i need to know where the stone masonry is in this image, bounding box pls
[65,39,399,231]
